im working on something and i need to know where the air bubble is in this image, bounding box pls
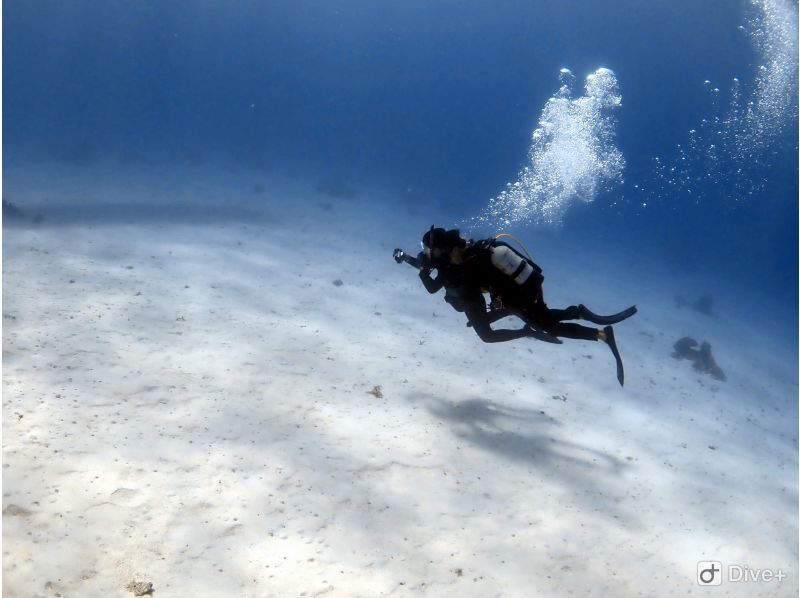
[648,0,797,205]
[473,68,625,227]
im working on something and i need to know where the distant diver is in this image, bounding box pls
[394,226,637,385]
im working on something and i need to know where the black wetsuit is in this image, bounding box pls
[396,238,635,385]
[460,240,600,342]
[411,252,535,343]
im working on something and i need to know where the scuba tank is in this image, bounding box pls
[490,244,540,286]
[471,233,543,291]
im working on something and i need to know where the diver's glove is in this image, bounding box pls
[393,248,406,263]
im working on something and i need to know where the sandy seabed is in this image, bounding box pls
[2,163,797,597]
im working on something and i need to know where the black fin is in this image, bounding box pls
[604,325,624,386]
[580,304,638,325]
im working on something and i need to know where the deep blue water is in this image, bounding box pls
[4,0,798,327]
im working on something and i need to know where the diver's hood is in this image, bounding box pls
[422,226,447,249]
[422,226,463,250]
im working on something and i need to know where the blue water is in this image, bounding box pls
[4,0,797,326]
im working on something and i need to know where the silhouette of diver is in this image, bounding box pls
[394,226,637,385]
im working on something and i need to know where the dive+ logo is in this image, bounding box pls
[697,561,787,585]
[697,562,722,586]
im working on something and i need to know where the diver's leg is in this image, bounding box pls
[471,324,538,343]
[467,309,535,343]
[465,302,559,344]
[524,327,564,344]
[481,307,564,344]
[523,289,579,323]
[544,304,637,324]
[537,321,599,341]
[517,301,597,341]
[521,296,626,384]
[465,308,510,327]
[485,307,512,325]
[546,305,581,321]
[491,307,564,344]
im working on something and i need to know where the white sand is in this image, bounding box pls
[3,163,797,597]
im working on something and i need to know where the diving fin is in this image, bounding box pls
[579,304,637,325]
[604,325,624,386]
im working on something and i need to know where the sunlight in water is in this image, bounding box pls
[475,67,625,228]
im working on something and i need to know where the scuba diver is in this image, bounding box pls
[394,226,637,386]
[394,228,553,345]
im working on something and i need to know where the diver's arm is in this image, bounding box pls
[419,268,445,293]
[393,248,429,270]
[392,248,443,293]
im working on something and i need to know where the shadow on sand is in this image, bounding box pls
[409,394,634,523]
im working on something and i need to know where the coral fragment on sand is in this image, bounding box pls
[671,337,726,381]
[125,580,154,596]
